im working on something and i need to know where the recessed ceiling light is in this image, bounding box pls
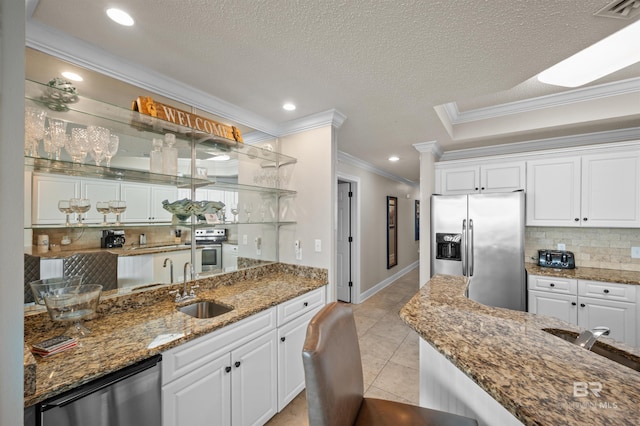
[106,8,134,26]
[210,154,230,162]
[537,19,640,88]
[61,71,83,82]
[282,103,296,111]
[388,156,400,162]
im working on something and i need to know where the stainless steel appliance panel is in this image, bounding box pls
[431,195,467,277]
[467,192,525,311]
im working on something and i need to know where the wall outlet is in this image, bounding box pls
[557,243,566,251]
[632,246,640,259]
[314,239,322,252]
[242,235,248,245]
[295,240,302,260]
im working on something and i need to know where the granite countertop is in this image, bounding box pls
[24,264,327,407]
[526,263,640,285]
[27,244,201,258]
[399,274,640,426]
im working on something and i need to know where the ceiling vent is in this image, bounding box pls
[594,0,640,19]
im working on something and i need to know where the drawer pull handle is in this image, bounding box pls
[580,303,586,308]
[549,283,555,287]
[571,302,577,306]
[281,337,286,342]
[225,366,231,373]
[235,361,241,368]
[603,289,610,294]
[303,302,309,307]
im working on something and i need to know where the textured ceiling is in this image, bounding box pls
[28,0,640,182]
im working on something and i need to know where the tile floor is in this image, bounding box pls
[266,268,420,425]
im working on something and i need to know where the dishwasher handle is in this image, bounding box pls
[40,354,161,410]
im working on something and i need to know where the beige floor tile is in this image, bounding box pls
[360,351,388,388]
[366,313,410,345]
[364,385,414,405]
[353,313,378,336]
[358,331,402,361]
[371,360,420,404]
[390,332,420,370]
[265,391,308,426]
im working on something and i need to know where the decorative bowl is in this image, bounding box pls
[191,200,225,220]
[162,198,192,222]
[30,275,84,306]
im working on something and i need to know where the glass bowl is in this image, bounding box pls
[40,284,103,337]
[29,275,83,306]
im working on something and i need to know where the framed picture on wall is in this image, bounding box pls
[415,200,420,240]
[387,196,397,269]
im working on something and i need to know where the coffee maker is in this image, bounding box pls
[101,229,126,248]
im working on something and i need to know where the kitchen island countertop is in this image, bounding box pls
[399,274,640,426]
[24,264,326,407]
[526,263,640,285]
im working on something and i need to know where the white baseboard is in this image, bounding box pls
[356,261,419,304]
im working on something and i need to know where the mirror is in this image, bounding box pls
[24,48,283,306]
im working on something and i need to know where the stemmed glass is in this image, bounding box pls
[87,125,110,166]
[70,198,91,226]
[105,134,119,167]
[230,205,239,223]
[24,107,47,157]
[58,199,73,227]
[47,119,67,160]
[109,200,126,225]
[96,201,111,225]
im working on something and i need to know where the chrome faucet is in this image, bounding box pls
[163,258,174,284]
[169,262,198,302]
[575,326,610,350]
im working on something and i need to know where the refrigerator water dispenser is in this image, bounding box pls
[436,233,462,260]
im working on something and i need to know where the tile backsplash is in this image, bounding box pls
[525,227,640,272]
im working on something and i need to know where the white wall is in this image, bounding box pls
[1,1,26,424]
[337,160,419,296]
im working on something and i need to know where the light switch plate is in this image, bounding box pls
[314,239,322,252]
[557,243,566,251]
[632,247,640,259]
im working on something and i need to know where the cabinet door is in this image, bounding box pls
[581,152,640,227]
[81,180,120,223]
[150,185,178,222]
[32,175,79,224]
[577,297,636,347]
[162,353,231,426]
[480,161,525,193]
[120,183,152,222]
[528,290,578,324]
[439,166,480,195]
[277,310,317,411]
[526,157,581,226]
[231,329,277,426]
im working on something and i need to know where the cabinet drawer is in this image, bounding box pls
[277,287,325,326]
[527,275,577,294]
[578,280,636,303]
[162,307,276,384]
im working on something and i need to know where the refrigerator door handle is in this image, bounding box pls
[461,219,467,276]
[468,219,474,277]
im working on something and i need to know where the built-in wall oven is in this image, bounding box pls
[194,228,226,273]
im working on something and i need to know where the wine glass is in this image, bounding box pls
[109,200,126,225]
[24,107,47,157]
[70,198,91,226]
[47,118,67,160]
[230,206,239,223]
[58,199,73,227]
[87,125,109,166]
[66,128,89,164]
[105,134,119,167]
[243,203,253,222]
[96,201,111,225]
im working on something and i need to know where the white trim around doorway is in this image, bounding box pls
[337,172,361,304]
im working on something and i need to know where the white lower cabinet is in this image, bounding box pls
[528,275,637,346]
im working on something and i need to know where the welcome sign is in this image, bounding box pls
[132,96,243,142]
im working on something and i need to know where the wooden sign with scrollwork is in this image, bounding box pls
[132,96,243,142]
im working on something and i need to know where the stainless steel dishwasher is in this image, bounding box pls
[34,354,161,426]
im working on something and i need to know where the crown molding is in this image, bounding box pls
[25,20,280,136]
[413,141,443,158]
[443,77,640,124]
[338,151,418,187]
[440,127,640,161]
[277,109,347,137]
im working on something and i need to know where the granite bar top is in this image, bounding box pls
[526,263,640,285]
[399,274,640,426]
[26,243,201,258]
[24,264,327,407]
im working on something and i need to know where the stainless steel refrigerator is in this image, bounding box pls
[431,191,526,311]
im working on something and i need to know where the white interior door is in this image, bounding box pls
[337,182,351,302]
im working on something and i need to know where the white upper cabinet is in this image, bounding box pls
[527,151,640,227]
[438,161,525,195]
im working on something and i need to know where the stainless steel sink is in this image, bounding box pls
[543,329,640,372]
[178,301,233,319]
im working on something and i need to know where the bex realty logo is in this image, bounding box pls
[573,381,602,398]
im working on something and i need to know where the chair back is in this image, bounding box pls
[302,302,364,426]
[24,254,41,304]
[63,251,118,291]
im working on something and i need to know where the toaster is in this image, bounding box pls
[537,249,575,269]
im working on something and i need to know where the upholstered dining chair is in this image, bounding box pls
[302,302,478,426]
[63,251,118,291]
[24,253,41,304]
